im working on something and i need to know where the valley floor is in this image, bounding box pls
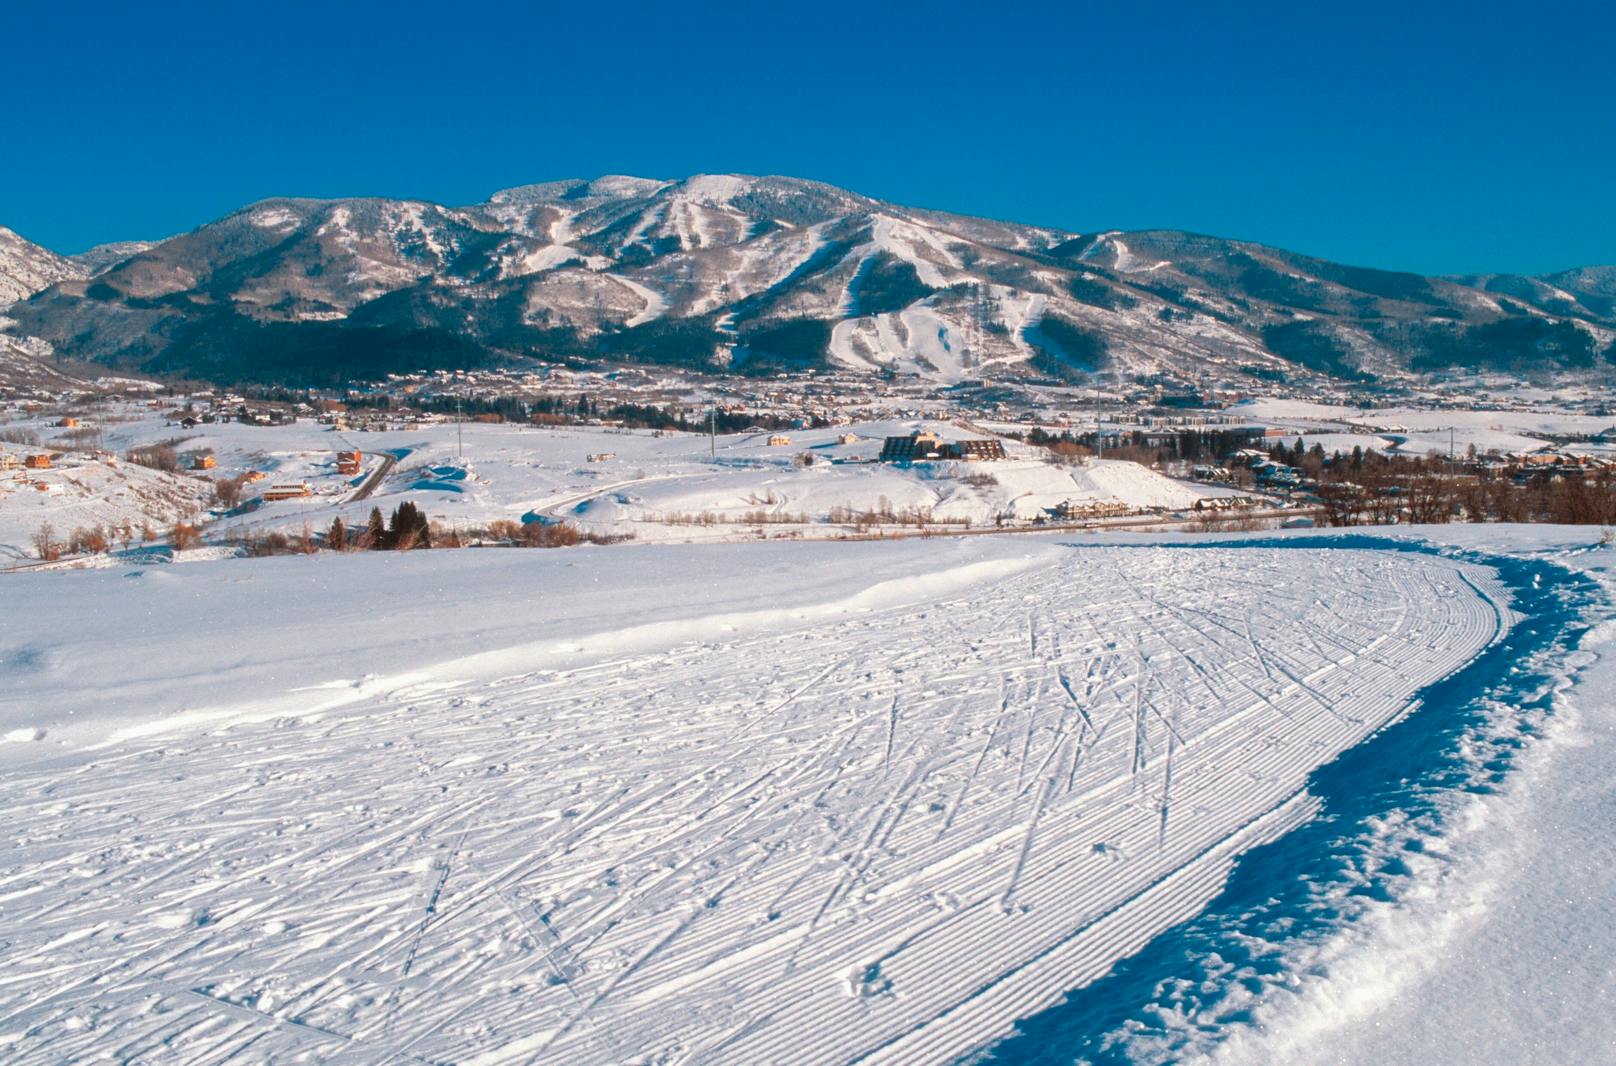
[0,529,1610,1063]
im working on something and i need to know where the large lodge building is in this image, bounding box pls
[879,430,1007,464]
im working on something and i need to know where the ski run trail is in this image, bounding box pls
[0,534,1596,1064]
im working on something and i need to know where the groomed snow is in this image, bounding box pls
[608,275,668,327]
[1188,527,1616,1066]
[0,536,1510,1062]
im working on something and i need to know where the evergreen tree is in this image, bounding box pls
[327,516,346,551]
[366,507,386,550]
[388,501,431,550]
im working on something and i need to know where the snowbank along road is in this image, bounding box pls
[0,543,1507,1063]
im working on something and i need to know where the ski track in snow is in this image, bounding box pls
[0,546,1505,1064]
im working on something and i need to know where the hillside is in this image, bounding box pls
[4,176,1614,387]
[0,334,84,391]
[0,225,84,307]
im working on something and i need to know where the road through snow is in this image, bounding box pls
[0,542,1508,1063]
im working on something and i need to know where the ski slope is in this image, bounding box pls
[0,538,1508,1063]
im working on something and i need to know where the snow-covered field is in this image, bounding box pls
[1226,398,1614,457]
[0,411,1247,558]
[5,526,1609,1063]
[1287,431,1395,456]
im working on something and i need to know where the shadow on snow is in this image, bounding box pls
[974,535,1601,1065]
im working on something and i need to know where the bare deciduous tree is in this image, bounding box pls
[168,523,202,551]
[32,523,61,561]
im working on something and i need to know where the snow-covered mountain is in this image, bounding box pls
[5,176,1614,385]
[0,333,82,390]
[0,225,85,307]
[69,240,162,277]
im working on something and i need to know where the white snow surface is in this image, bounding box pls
[0,410,1244,556]
[1187,525,1616,1066]
[1226,398,1615,456]
[1292,432,1395,456]
[0,533,1520,1063]
[0,453,210,561]
[609,274,669,327]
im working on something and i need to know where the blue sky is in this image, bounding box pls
[5,0,1612,275]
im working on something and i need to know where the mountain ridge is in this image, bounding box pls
[4,174,1613,387]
